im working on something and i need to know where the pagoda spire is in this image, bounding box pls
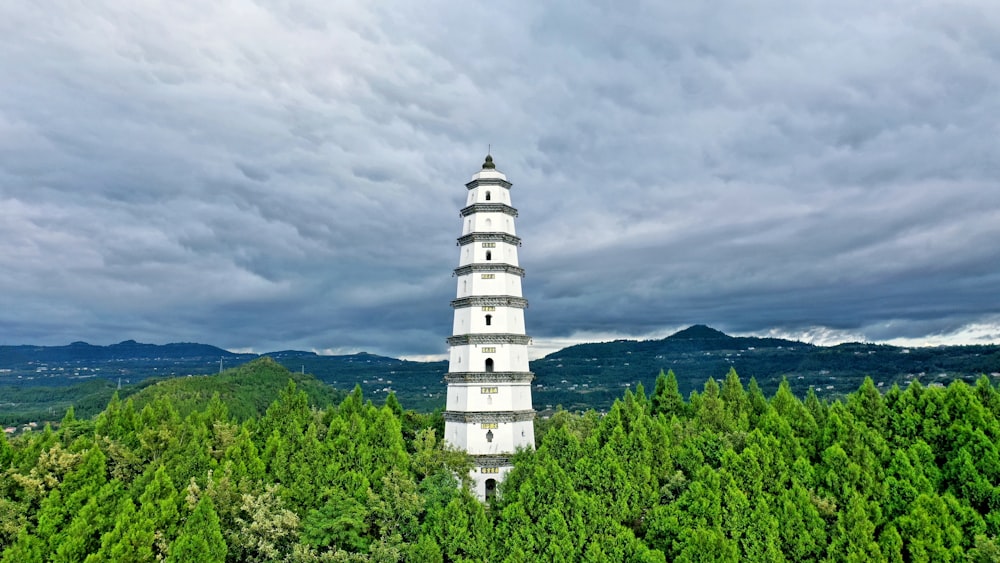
[443,155,535,501]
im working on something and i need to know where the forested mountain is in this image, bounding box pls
[3,327,999,427]
[2,360,1000,561]
[528,326,1000,414]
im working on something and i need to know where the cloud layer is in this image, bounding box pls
[2,0,999,357]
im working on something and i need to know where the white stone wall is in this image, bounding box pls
[452,307,525,335]
[455,273,523,298]
[465,213,516,235]
[448,343,530,373]
[446,419,535,455]
[466,186,510,206]
[445,382,533,412]
[459,242,519,267]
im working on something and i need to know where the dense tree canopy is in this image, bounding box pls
[2,362,1000,561]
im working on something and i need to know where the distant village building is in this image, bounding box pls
[443,155,536,501]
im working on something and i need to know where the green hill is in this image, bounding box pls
[126,356,346,421]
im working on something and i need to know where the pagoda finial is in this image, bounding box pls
[482,154,495,169]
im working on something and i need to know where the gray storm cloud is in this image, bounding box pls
[1,0,998,357]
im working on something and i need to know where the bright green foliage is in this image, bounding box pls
[746,377,770,425]
[775,482,827,560]
[137,465,180,559]
[257,380,313,444]
[721,368,750,431]
[967,534,1000,563]
[652,369,686,418]
[826,494,882,563]
[85,497,155,563]
[896,493,966,562]
[878,524,904,563]
[367,469,423,544]
[434,491,491,561]
[384,392,403,419]
[34,446,106,557]
[301,489,370,552]
[407,533,443,563]
[167,496,226,563]
[0,432,12,471]
[3,365,1000,562]
[0,529,43,563]
[221,425,266,491]
[695,378,734,434]
[52,480,123,562]
[411,427,472,484]
[674,526,738,563]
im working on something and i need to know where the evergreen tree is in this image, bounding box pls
[651,369,687,419]
[0,529,44,563]
[695,378,734,434]
[848,377,887,431]
[137,465,181,559]
[301,489,370,553]
[35,446,107,556]
[407,534,443,563]
[435,492,492,562]
[826,493,882,563]
[878,524,904,563]
[384,392,404,419]
[0,431,12,471]
[746,377,770,426]
[167,496,227,563]
[52,481,124,562]
[720,368,750,432]
[967,534,1000,563]
[674,527,738,563]
[896,493,966,562]
[85,497,155,563]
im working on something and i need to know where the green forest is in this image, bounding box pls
[2,357,1000,562]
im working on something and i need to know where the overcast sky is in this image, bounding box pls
[2,1,999,359]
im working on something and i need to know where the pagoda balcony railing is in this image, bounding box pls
[444,371,535,383]
[447,334,532,346]
[443,410,536,423]
[460,203,518,217]
[453,264,525,277]
[451,296,529,309]
[456,232,521,246]
[473,454,513,467]
[465,177,513,190]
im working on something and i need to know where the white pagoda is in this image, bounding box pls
[444,154,535,501]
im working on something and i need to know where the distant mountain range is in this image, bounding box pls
[0,340,246,364]
[2,326,999,419]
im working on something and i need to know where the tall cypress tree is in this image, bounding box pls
[167,496,227,563]
[651,369,686,419]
